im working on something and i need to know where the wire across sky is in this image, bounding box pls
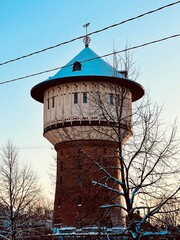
[0,33,180,85]
[0,0,180,67]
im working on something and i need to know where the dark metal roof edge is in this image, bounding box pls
[31,75,144,103]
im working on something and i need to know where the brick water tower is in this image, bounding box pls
[31,37,144,233]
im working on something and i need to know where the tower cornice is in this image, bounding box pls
[31,75,144,103]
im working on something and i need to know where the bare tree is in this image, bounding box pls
[72,48,179,238]
[84,89,180,239]
[61,73,180,237]
[152,196,180,230]
[0,141,46,240]
[111,42,141,81]
[24,198,54,238]
[57,80,180,239]
[47,47,180,239]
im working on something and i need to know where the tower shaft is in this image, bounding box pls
[54,140,124,228]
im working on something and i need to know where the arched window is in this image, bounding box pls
[109,93,114,105]
[74,92,78,104]
[78,175,83,186]
[60,161,63,171]
[47,98,50,109]
[58,198,61,207]
[83,92,87,103]
[77,195,82,206]
[77,219,82,228]
[73,61,82,71]
[52,96,55,108]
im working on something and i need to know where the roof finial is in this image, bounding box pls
[83,22,91,47]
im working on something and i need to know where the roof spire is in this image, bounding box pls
[83,22,91,47]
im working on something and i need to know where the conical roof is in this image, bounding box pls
[31,46,144,103]
[49,47,123,79]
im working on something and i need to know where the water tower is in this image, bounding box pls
[31,37,144,233]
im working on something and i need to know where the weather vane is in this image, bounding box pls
[83,22,91,47]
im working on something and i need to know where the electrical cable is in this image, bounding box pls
[0,146,53,150]
[0,0,180,67]
[0,33,180,85]
[17,147,53,150]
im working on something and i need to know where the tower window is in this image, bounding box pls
[116,94,122,106]
[78,175,83,186]
[47,98,50,109]
[73,61,82,71]
[109,93,114,105]
[60,161,63,171]
[77,220,82,228]
[77,195,82,206]
[74,92,78,104]
[83,92,87,103]
[52,96,55,108]
[58,198,61,207]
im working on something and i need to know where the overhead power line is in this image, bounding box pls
[0,0,180,67]
[0,33,180,85]
[17,146,53,150]
[0,146,53,150]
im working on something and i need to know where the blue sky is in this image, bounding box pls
[0,0,180,197]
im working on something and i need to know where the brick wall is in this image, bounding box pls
[53,140,124,228]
